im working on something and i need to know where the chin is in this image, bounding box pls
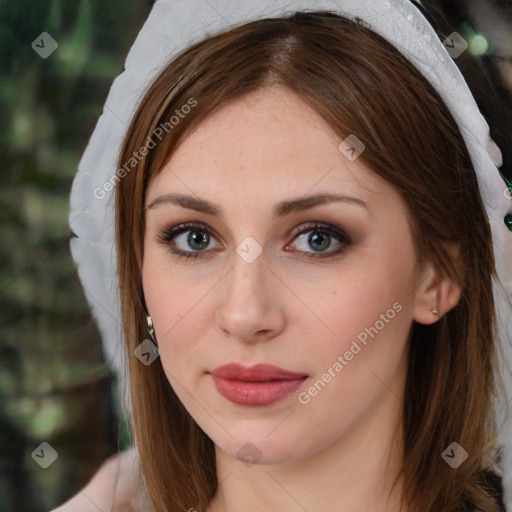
[233,441,295,466]
[213,431,305,466]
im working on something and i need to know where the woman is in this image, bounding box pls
[58,1,512,511]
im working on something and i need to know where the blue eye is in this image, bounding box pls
[156,222,221,260]
[157,221,351,260]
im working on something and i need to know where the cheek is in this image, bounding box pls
[290,274,411,451]
[141,247,213,371]
[299,241,415,395]
[305,252,413,355]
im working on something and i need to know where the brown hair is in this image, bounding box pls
[115,8,507,512]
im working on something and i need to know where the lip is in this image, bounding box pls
[209,363,308,406]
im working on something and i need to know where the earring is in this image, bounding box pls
[146,315,158,345]
[430,307,439,315]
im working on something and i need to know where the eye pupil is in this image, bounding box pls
[188,230,209,250]
[309,232,330,251]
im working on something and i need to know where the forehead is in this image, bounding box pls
[147,86,395,213]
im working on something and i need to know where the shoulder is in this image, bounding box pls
[50,448,149,512]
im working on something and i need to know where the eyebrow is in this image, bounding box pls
[145,192,368,217]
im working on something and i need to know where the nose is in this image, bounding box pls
[215,250,286,344]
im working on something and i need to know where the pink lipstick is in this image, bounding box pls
[210,363,308,406]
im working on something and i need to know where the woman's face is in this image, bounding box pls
[142,85,425,465]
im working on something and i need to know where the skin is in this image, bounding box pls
[50,448,147,512]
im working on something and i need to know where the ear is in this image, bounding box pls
[412,259,462,325]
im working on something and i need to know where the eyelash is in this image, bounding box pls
[156,221,352,260]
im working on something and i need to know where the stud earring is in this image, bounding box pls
[146,315,158,345]
[430,307,439,315]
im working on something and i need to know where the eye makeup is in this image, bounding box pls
[156,220,352,261]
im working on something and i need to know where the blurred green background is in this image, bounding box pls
[0,1,152,510]
[0,1,510,511]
